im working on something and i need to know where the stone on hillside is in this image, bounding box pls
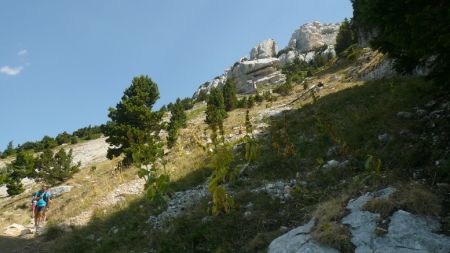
[288,21,340,53]
[268,219,339,253]
[397,111,413,119]
[342,187,450,253]
[250,39,278,60]
[3,224,33,237]
[49,185,74,197]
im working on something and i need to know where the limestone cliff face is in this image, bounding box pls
[194,39,285,96]
[279,21,340,66]
[194,21,341,97]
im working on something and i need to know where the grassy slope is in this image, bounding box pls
[2,53,449,253]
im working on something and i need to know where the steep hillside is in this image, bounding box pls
[1,43,449,253]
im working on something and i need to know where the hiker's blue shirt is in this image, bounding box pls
[36,192,51,207]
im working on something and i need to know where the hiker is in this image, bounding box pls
[33,186,52,228]
[31,191,38,218]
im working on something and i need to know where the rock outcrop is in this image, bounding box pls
[193,21,340,96]
[268,187,450,253]
[194,40,285,95]
[288,21,340,52]
[278,21,340,66]
[250,39,278,60]
[228,58,285,94]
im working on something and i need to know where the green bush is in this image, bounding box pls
[273,82,294,96]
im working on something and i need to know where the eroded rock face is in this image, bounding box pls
[229,58,285,93]
[250,39,278,60]
[278,21,340,67]
[269,187,450,253]
[288,21,340,52]
[342,187,450,253]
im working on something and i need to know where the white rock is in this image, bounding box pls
[342,187,450,253]
[3,224,32,237]
[268,219,339,253]
[250,39,278,60]
[49,185,74,197]
[288,21,340,53]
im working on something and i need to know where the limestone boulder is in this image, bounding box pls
[250,39,278,60]
[288,21,340,53]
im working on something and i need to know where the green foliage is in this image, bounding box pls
[222,78,238,111]
[180,97,195,110]
[205,87,227,144]
[35,148,80,186]
[351,0,450,85]
[237,96,247,108]
[6,178,24,196]
[137,160,170,204]
[167,98,188,148]
[103,75,163,165]
[244,110,259,163]
[195,89,208,102]
[72,125,102,141]
[56,131,72,145]
[208,145,237,215]
[247,95,255,108]
[273,82,294,96]
[4,150,36,195]
[364,155,382,175]
[335,18,356,55]
[1,141,16,158]
[281,58,311,84]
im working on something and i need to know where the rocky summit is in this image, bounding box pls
[194,21,340,96]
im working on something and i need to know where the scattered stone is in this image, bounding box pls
[416,108,428,117]
[147,184,209,229]
[86,234,95,241]
[252,180,296,200]
[425,100,436,108]
[399,129,413,137]
[378,133,392,143]
[397,111,413,119]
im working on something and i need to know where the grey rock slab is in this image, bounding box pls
[49,185,74,197]
[268,219,339,253]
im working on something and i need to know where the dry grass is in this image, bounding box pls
[313,194,349,224]
[363,198,396,219]
[311,222,354,252]
[391,183,441,217]
[310,195,353,252]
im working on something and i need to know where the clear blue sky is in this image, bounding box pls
[0,0,352,149]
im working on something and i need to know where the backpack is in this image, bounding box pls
[36,191,49,203]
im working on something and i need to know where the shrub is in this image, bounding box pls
[273,82,294,96]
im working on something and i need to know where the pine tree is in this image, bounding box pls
[34,148,80,186]
[103,75,164,166]
[2,141,15,158]
[335,18,355,55]
[103,75,167,201]
[167,98,187,148]
[222,78,238,111]
[205,87,227,144]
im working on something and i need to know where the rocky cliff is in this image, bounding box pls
[194,21,341,97]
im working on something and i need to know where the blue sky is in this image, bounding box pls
[0,0,352,149]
